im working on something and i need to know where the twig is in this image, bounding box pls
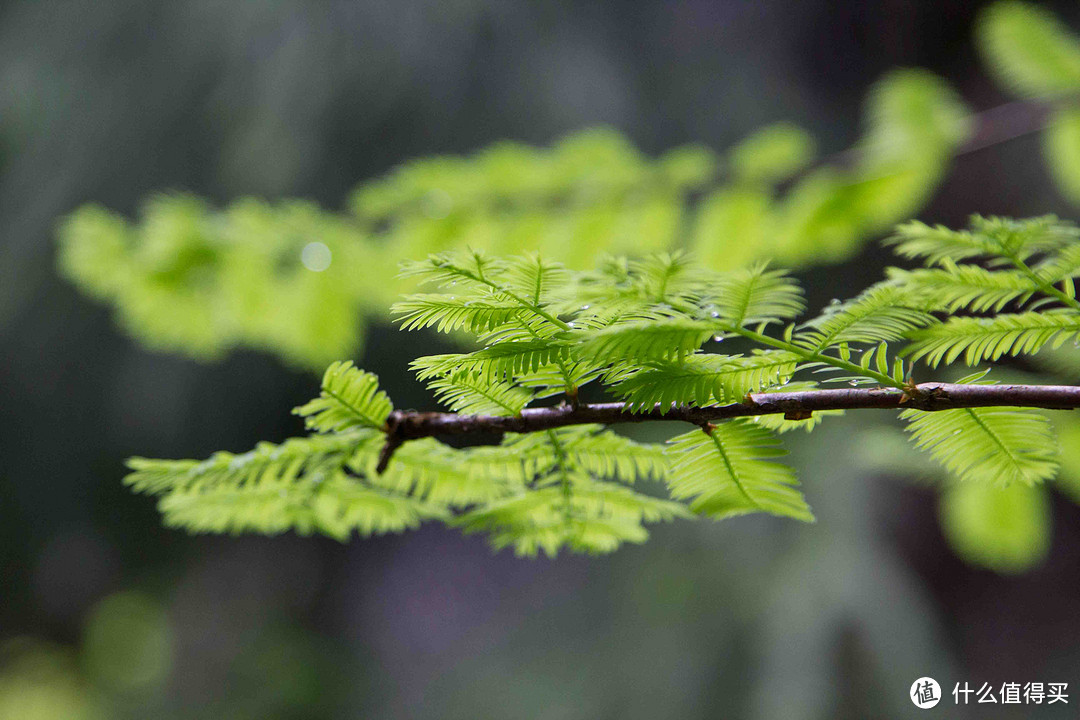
[374,382,1080,471]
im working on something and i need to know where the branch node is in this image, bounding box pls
[901,382,951,411]
[375,411,405,475]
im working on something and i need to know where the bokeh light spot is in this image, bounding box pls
[301,242,332,272]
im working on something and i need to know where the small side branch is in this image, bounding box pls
[373,382,1080,471]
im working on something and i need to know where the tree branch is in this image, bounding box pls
[777,98,1052,193]
[375,382,1080,470]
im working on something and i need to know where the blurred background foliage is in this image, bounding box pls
[5,0,1080,718]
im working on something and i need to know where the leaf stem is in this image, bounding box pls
[725,325,904,389]
[1008,253,1080,313]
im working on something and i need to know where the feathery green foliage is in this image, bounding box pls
[122,215,1080,560]
[58,1,1080,570]
[574,319,719,365]
[885,264,1038,313]
[892,217,1080,367]
[125,432,371,496]
[665,421,813,522]
[126,214,1080,561]
[978,1,1080,98]
[428,373,534,416]
[795,283,936,350]
[704,265,806,327]
[905,311,1080,366]
[901,405,1059,486]
[613,351,800,413]
[294,362,393,432]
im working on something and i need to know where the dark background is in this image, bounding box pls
[1,1,1079,718]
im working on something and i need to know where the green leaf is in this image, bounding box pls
[58,196,378,369]
[391,295,525,334]
[889,215,1076,266]
[887,264,1038,313]
[1043,107,1080,204]
[554,252,706,322]
[1050,414,1080,504]
[427,373,533,416]
[703,264,805,327]
[365,438,525,507]
[554,426,669,482]
[410,340,572,383]
[939,481,1051,573]
[125,431,374,495]
[729,122,816,184]
[665,421,814,521]
[808,70,972,250]
[657,144,720,187]
[398,251,507,290]
[860,69,972,163]
[1033,240,1080,285]
[573,318,717,364]
[796,283,935,349]
[501,254,570,305]
[294,362,394,432]
[630,251,705,305]
[159,473,446,540]
[903,310,1080,366]
[689,187,772,270]
[310,477,449,540]
[453,482,690,557]
[901,406,1058,486]
[978,0,1080,98]
[613,351,800,412]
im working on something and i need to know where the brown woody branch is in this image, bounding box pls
[374,382,1080,472]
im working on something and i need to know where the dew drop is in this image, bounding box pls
[713,335,725,343]
[829,298,842,306]
[580,304,591,310]
[952,428,963,435]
